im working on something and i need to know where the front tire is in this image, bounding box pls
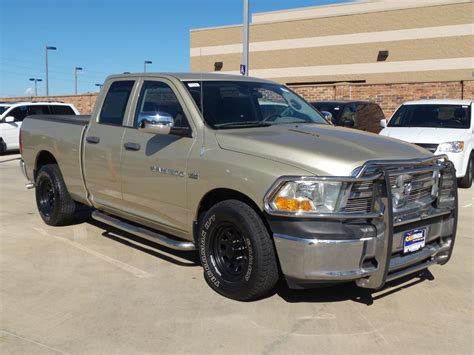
[35,164,77,226]
[0,138,6,154]
[458,153,472,188]
[198,200,279,301]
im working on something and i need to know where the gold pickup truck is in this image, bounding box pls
[19,73,458,300]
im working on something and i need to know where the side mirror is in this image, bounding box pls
[4,116,15,123]
[320,111,334,124]
[342,119,355,128]
[137,112,174,135]
[380,119,387,128]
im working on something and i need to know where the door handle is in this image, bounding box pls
[124,142,141,151]
[86,136,100,144]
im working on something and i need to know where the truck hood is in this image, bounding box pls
[380,127,470,144]
[215,124,431,176]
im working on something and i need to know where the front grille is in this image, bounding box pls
[343,181,374,213]
[415,143,439,153]
[389,169,437,211]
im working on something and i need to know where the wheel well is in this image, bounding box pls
[194,188,268,242]
[35,151,57,178]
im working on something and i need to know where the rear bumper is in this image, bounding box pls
[270,158,458,290]
[19,159,35,189]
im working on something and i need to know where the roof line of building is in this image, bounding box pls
[190,0,470,32]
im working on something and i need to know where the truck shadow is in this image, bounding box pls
[275,269,435,305]
[81,214,435,304]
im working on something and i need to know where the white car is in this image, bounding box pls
[0,102,79,153]
[380,100,473,188]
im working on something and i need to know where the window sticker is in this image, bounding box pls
[187,82,200,88]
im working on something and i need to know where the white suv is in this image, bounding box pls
[0,102,79,153]
[380,100,473,188]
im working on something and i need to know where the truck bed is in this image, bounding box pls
[26,114,91,126]
[21,114,91,205]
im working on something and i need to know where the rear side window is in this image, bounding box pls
[51,105,76,115]
[28,105,51,116]
[99,81,134,125]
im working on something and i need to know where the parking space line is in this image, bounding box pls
[0,329,69,355]
[33,227,154,278]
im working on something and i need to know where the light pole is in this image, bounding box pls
[45,46,57,96]
[242,0,250,76]
[74,67,83,95]
[29,78,42,96]
[144,60,152,72]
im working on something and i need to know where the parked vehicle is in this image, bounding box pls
[0,102,79,153]
[311,101,385,133]
[380,100,473,188]
[20,73,458,301]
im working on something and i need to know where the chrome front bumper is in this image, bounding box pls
[272,157,458,290]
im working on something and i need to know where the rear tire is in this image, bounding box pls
[458,153,472,189]
[35,164,77,226]
[198,200,279,301]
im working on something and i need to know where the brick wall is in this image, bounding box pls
[0,93,98,115]
[1,80,472,118]
[293,80,474,118]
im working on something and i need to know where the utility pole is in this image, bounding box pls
[45,46,57,96]
[144,60,152,72]
[74,67,83,95]
[29,78,42,96]
[242,0,250,76]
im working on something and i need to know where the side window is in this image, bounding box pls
[135,81,190,129]
[340,104,356,121]
[99,80,134,125]
[7,106,29,122]
[51,105,76,115]
[28,105,51,116]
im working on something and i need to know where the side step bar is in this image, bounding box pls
[91,210,196,251]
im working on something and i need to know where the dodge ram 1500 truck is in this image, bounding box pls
[20,73,458,301]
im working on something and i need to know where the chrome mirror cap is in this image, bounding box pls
[137,112,174,135]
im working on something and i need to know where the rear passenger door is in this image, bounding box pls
[83,79,137,210]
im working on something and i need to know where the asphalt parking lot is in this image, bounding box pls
[1,153,472,354]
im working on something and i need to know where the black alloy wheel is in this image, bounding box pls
[210,223,249,282]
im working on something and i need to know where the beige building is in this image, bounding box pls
[190,0,473,86]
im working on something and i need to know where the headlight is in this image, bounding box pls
[437,141,464,153]
[265,179,349,214]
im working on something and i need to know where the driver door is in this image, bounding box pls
[120,79,195,233]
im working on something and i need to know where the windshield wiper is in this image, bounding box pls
[215,121,272,129]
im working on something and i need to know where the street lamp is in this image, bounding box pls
[242,0,250,76]
[95,83,103,92]
[29,78,42,96]
[45,45,57,96]
[144,60,152,72]
[74,67,83,95]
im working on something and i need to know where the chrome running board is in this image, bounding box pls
[91,210,196,251]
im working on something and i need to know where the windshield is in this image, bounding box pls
[388,104,471,129]
[0,106,10,115]
[184,81,327,129]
